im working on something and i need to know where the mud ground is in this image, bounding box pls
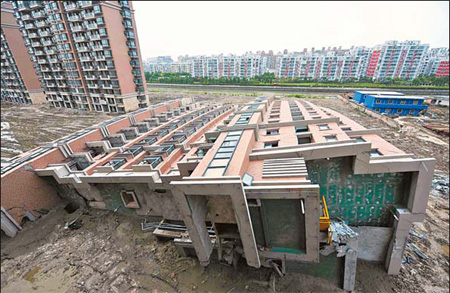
[1,93,449,292]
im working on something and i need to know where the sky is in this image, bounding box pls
[133,1,449,61]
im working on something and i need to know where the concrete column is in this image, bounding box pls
[385,215,412,275]
[172,190,213,266]
[229,185,261,268]
[343,237,359,291]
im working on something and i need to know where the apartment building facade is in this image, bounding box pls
[157,40,447,81]
[1,2,46,104]
[10,0,147,113]
[1,95,435,290]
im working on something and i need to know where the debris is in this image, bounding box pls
[409,230,427,239]
[226,287,236,293]
[329,221,358,244]
[407,243,428,260]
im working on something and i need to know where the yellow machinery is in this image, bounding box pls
[319,196,332,244]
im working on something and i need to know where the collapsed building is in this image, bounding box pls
[1,96,435,290]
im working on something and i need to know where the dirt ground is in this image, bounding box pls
[1,93,449,292]
[1,103,113,163]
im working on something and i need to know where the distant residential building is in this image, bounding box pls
[369,40,429,80]
[1,1,46,104]
[418,48,449,78]
[145,40,448,81]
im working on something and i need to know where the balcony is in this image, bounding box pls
[79,56,91,62]
[57,83,67,88]
[92,45,103,51]
[82,12,95,19]
[25,23,36,30]
[17,4,30,11]
[32,11,46,19]
[88,34,100,41]
[94,55,105,61]
[71,25,85,32]
[85,75,96,80]
[97,65,108,71]
[35,50,44,56]
[45,49,55,55]
[46,83,56,87]
[31,41,42,47]
[22,14,32,21]
[73,36,86,42]
[101,84,113,89]
[39,30,50,37]
[54,75,64,80]
[86,23,98,30]
[40,67,51,72]
[100,75,110,80]
[49,58,58,63]
[51,67,62,72]
[79,1,93,8]
[42,40,52,46]
[29,1,43,8]
[68,15,82,22]
[76,47,89,54]
[87,84,98,89]
[64,3,80,11]
[28,32,38,39]
[35,21,49,28]
[82,66,94,71]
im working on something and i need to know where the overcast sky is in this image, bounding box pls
[133,1,449,61]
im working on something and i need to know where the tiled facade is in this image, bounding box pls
[8,0,147,113]
[1,95,435,289]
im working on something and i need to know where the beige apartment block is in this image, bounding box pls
[9,0,147,113]
[1,2,45,104]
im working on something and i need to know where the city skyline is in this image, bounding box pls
[134,1,449,60]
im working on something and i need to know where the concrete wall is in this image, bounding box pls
[351,226,393,261]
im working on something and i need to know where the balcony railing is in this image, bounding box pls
[79,56,91,62]
[64,3,79,11]
[76,46,88,53]
[88,34,100,41]
[86,23,98,30]
[68,15,82,22]
[92,45,103,51]
[82,12,95,19]
[73,36,86,42]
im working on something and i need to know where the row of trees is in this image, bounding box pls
[145,71,449,87]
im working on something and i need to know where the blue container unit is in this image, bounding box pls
[364,95,428,116]
[353,91,404,104]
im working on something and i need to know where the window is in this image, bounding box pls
[397,109,403,114]
[370,149,382,157]
[120,191,140,209]
[385,109,391,114]
[295,126,308,133]
[409,110,415,114]
[388,100,393,104]
[376,99,381,104]
[400,100,406,105]
[266,129,279,135]
[204,167,226,177]
[413,100,419,105]
[264,141,278,148]
[376,108,381,112]
[341,127,351,132]
[210,158,230,167]
[318,125,330,130]
[355,137,366,143]
[325,136,338,142]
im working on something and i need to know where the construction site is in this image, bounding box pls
[1,91,449,293]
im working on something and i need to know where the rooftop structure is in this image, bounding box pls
[9,0,147,113]
[1,96,435,291]
[354,91,429,116]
